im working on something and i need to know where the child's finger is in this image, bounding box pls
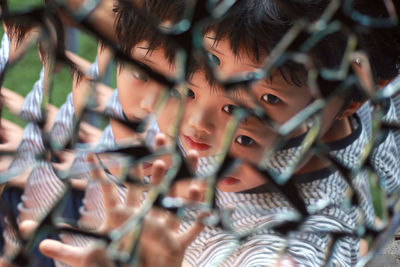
[150,159,167,185]
[19,220,38,239]
[125,164,143,208]
[154,133,167,150]
[178,212,208,249]
[86,153,107,182]
[164,211,181,232]
[87,154,120,210]
[100,182,120,210]
[82,245,115,267]
[39,239,85,267]
[125,183,142,208]
[186,149,199,172]
[187,181,204,203]
[0,257,16,267]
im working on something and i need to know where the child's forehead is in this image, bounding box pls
[132,41,162,58]
[129,41,176,75]
[236,113,271,146]
[189,71,255,101]
[203,32,265,67]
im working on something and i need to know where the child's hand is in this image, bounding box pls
[0,119,23,152]
[0,88,24,115]
[77,121,102,144]
[39,141,206,267]
[40,240,114,267]
[0,119,23,184]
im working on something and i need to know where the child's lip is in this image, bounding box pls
[219,176,240,185]
[142,162,153,169]
[183,135,211,151]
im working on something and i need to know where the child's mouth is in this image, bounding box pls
[183,135,211,151]
[142,162,153,170]
[219,176,240,185]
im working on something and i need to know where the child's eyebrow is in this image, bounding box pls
[135,46,158,63]
[187,81,200,88]
[208,45,225,56]
[244,63,260,69]
[262,74,294,94]
[137,46,159,51]
[237,116,267,138]
[205,36,225,55]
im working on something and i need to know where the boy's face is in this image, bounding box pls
[203,34,348,141]
[178,71,243,158]
[117,41,176,123]
[204,35,313,128]
[203,34,350,192]
[114,41,178,145]
[178,70,274,192]
[218,114,273,192]
[113,42,179,176]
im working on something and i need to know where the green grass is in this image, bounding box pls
[370,180,385,220]
[7,0,44,12]
[2,0,118,126]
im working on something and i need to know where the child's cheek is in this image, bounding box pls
[157,99,180,139]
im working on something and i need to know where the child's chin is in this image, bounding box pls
[217,185,241,192]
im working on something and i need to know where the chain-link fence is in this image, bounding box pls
[0,0,400,266]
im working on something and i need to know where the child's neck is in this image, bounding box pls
[321,117,353,144]
[296,116,353,174]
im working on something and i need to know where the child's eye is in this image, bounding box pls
[169,88,181,99]
[206,52,221,66]
[186,88,195,99]
[130,61,154,82]
[132,69,149,82]
[235,135,255,146]
[222,104,237,114]
[261,94,281,104]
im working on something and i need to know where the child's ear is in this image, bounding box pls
[337,101,365,120]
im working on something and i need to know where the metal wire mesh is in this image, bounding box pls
[0,0,400,266]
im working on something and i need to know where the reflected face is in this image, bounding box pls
[114,42,178,176]
[117,41,176,122]
[178,71,241,158]
[114,41,177,143]
[218,114,274,192]
[218,161,266,192]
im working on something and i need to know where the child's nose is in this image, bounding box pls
[188,106,215,135]
[140,90,158,114]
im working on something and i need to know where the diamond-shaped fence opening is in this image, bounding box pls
[0,0,400,266]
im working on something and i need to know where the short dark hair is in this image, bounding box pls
[203,0,400,101]
[352,0,400,81]
[203,0,344,86]
[114,0,186,64]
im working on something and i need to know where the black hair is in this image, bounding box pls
[203,0,329,87]
[204,0,400,101]
[351,0,400,81]
[114,0,187,64]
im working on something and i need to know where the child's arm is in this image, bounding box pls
[67,50,114,114]
[54,0,117,43]
[1,87,61,132]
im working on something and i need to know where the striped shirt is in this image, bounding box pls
[182,169,360,267]
[181,114,379,267]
